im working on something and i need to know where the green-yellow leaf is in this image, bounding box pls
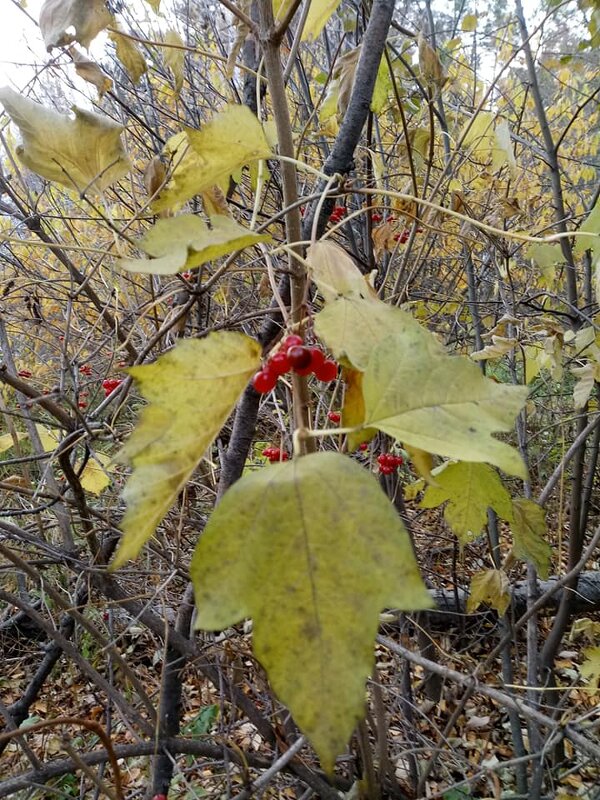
[461,13,478,31]
[111,333,261,569]
[153,105,272,212]
[118,215,270,275]
[362,333,528,477]
[191,451,432,770]
[580,646,600,688]
[316,298,440,372]
[467,569,511,616]
[0,87,130,193]
[302,0,342,41]
[39,0,111,50]
[109,26,147,84]
[511,498,551,579]
[572,363,598,409]
[342,368,376,451]
[163,29,185,92]
[421,462,513,545]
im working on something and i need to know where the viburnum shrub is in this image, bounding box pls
[252,334,338,393]
[262,446,289,462]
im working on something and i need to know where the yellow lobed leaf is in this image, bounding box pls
[302,0,342,42]
[39,0,111,50]
[511,498,551,579]
[111,333,261,569]
[153,106,272,212]
[421,461,513,545]
[0,87,130,193]
[118,215,271,275]
[109,26,147,84]
[467,569,511,616]
[163,29,185,92]
[191,451,432,770]
[362,332,528,477]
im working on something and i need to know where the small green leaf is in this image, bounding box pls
[467,570,511,616]
[421,462,513,545]
[118,215,270,275]
[191,451,431,770]
[111,333,261,569]
[153,105,272,212]
[0,87,130,193]
[362,333,528,477]
[511,498,551,579]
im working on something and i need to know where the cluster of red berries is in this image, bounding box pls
[102,378,123,397]
[79,364,92,376]
[329,205,347,223]
[378,452,404,475]
[252,335,338,394]
[17,369,33,378]
[371,212,383,223]
[262,446,289,463]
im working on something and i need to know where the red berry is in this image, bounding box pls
[252,369,277,393]
[18,369,33,378]
[359,442,368,451]
[79,364,92,376]
[287,345,313,371]
[283,334,303,351]
[269,351,291,376]
[78,401,87,409]
[314,359,338,382]
[281,451,289,461]
[379,464,395,475]
[151,795,168,800]
[307,347,325,371]
[371,212,382,222]
[328,411,341,424]
[181,271,192,280]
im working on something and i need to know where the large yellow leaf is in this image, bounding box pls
[310,241,440,370]
[191,451,432,770]
[118,215,271,275]
[421,461,513,545]
[302,0,342,41]
[315,297,440,372]
[111,333,261,569]
[39,0,111,50]
[109,26,147,84]
[511,498,551,579]
[362,332,528,477]
[0,432,25,454]
[153,105,272,212]
[0,87,129,193]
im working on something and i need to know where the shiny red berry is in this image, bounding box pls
[18,369,33,378]
[314,359,338,382]
[287,345,313,371]
[328,411,341,424]
[359,442,368,451]
[252,369,277,393]
[283,334,303,351]
[79,364,92,376]
[269,351,291,376]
